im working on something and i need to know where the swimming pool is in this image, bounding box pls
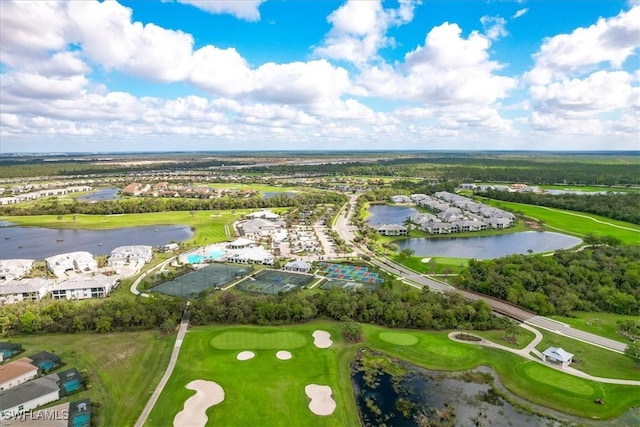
[186,248,226,264]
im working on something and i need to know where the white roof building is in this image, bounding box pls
[390,195,412,204]
[227,238,255,249]
[542,347,574,368]
[0,278,56,306]
[45,252,97,277]
[226,247,274,265]
[108,245,153,267]
[50,274,117,300]
[283,260,312,273]
[0,259,35,282]
[246,210,280,220]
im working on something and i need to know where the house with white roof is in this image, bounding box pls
[108,245,153,267]
[0,260,35,282]
[50,274,117,300]
[390,195,412,204]
[283,260,312,273]
[45,252,97,277]
[541,347,574,368]
[374,224,408,236]
[226,247,274,265]
[246,210,280,221]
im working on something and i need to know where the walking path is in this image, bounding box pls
[134,319,189,427]
[130,257,176,297]
[448,324,640,386]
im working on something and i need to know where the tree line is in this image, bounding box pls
[0,192,347,216]
[1,284,509,336]
[456,245,640,316]
[479,190,640,225]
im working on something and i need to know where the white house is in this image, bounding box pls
[108,246,153,267]
[50,274,117,300]
[374,224,408,236]
[542,347,574,368]
[0,260,35,282]
[390,195,412,204]
[226,247,274,265]
[0,278,56,306]
[45,252,97,277]
[283,260,312,273]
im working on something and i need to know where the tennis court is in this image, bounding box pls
[236,269,315,295]
[151,263,251,297]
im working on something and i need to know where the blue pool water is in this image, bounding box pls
[186,248,226,264]
[72,413,90,427]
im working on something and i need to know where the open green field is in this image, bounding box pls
[363,324,640,420]
[473,327,537,350]
[8,330,174,427]
[389,254,469,274]
[481,198,640,244]
[550,312,639,344]
[535,332,639,380]
[146,322,360,427]
[0,210,245,246]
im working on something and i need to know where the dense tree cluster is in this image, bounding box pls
[479,190,640,224]
[457,246,640,316]
[0,192,346,216]
[0,298,183,336]
[189,286,507,331]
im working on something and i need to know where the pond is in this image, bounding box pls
[396,231,582,258]
[76,187,121,202]
[367,205,418,225]
[353,353,569,427]
[0,223,192,260]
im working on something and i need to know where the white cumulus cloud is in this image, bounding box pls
[176,0,266,22]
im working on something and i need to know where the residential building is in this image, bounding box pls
[0,260,35,282]
[0,358,39,390]
[50,274,117,300]
[374,224,408,236]
[45,252,97,277]
[0,278,56,306]
[0,374,60,417]
[108,245,153,267]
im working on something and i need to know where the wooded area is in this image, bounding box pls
[457,245,640,316]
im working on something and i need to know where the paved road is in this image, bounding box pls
[134,319,189,427]
[332,193,629,354]
[527,316,628,353]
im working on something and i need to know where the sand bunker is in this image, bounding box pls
[173,380,225,427]
[312,330,333,348]
[421,257,432,263]
[276,350,292,360]
[305,384,336,416]
[236,351,255,361]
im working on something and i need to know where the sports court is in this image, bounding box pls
[319,279,362,291]
[317,262,384,285]
[151,263,252,297]
[236,269,315,295]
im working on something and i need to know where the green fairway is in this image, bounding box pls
[362,324,640,419]
[550,312,639,343]
[9,331,174,427]
[481,198,640,244]
[535,332,639,380]
[146,322,360,427]
[378,331,419,346]
[210,331,307,349]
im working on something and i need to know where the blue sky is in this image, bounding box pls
[0,0,638,152]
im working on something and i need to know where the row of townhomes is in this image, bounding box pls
[121,181,259,199]
[387,192,515,235]
[0,186,92,205]
[0,246,153,305]
[0,345,91,425]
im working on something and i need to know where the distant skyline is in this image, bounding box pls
[1,0,638,153]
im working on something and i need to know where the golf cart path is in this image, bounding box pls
[448,324,640,386]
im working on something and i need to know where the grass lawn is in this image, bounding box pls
[473,327,537,350]
[389,254,468,274]
[480,199,640,244]
[362,324,640,419]
[8,330,175,427]
[534,332,640,380]
[550,312,639,344]
[0,210,245,246]
[145,322,360,427]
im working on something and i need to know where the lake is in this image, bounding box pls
[367,205,417,225]
[0,223,192,260]
[396,231,582,258]
[76,187,121,202]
